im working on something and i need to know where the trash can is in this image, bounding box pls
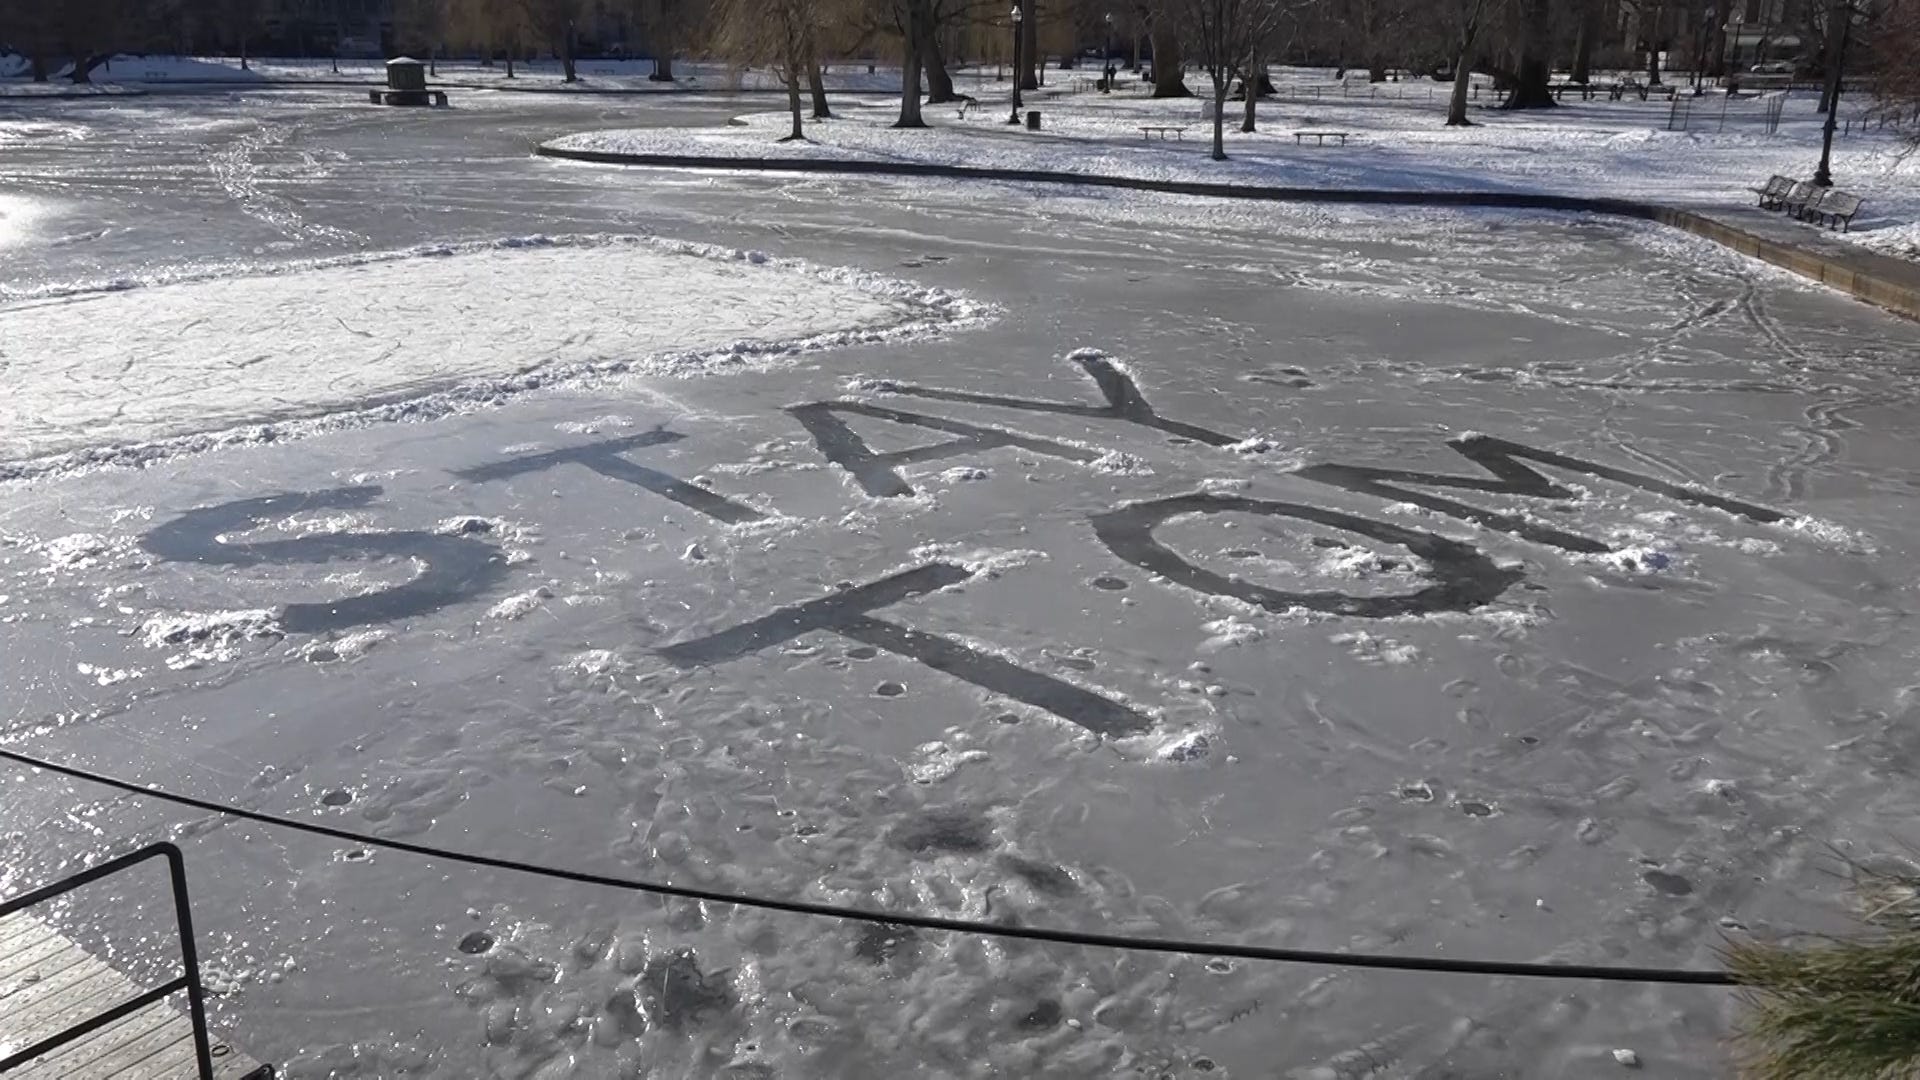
[1025,110,1041,131]
[386,57,427,92]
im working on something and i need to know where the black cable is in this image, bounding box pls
[0,744,1737,986]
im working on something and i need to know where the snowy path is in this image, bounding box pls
[1,92,1918,1079]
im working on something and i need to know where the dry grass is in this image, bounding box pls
[1727,858,1920,1079]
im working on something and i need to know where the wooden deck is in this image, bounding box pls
[0,910,264,1079]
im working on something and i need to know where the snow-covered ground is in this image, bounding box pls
[551,65,1920,261]
[1,90,1919,1078]
[0,233,983,469]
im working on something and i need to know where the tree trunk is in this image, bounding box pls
[1646,2,1666,84]
[785,71,805,140]
[1447,38,1476,124]
[1571,0,1596,83]
[809,57,831,118]
[1130,33,1140,70]
[30,54,48,82]
[70,53,112,84]
[1817,0,1846,113]
[919,12,959,102]
[1211,81,1227,160]
[1020,0,1038,90]
[562,23,577,82]
[1502,0,1557,109]
[1241,54,1260,132]
[506,52,516,78]
[1150,25,1190,97]
[651,14,676,82]
[1706,17,1727,78]
[1368,59,1386,82]
[896,6,928,128]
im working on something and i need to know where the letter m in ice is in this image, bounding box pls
[1295,434,1787,555]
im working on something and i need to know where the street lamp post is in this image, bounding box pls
[1724,9,1743,84]
[1812,0,1850,187]
[1102,13,1114,93]
[1008,4,1024,123]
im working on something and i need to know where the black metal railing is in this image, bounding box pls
[0,841,216,1077]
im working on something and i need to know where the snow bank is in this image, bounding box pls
[546,77,1919,260]
[0,234,992,476]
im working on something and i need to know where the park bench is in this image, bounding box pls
[1752,174,1794,209]
[1294,131,1350,146]
[1805,188,1866,231]
[1779,180,1817,218]
[1140,125,1187,140]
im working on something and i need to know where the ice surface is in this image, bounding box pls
[3,89,1920,1080]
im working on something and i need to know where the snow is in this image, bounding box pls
[0,233,990,470]
[549,66,1920,261]
[3,85,1920,1079]
[0,193,48,248]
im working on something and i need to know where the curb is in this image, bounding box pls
[533,146,1920,323]
[0,88,149,101]
[1648,208,1920,321]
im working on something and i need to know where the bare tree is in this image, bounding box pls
[893,0,932,126]
[522,0,586,81]
[1352,0,1413,81]
[219,0,263,71]
[1176,0,1288,159]
[919,0,984,104]
[1444,0,1495,125]
[452,0,530,76]
[1503,0,1558,109]
[707,0,829,140]
[41,0,140,83]
[1147,3,1192,97]
[1242,0,1306,132]
[1867,0,1918,131]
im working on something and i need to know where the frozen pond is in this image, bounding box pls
[3,89,1919,1078]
